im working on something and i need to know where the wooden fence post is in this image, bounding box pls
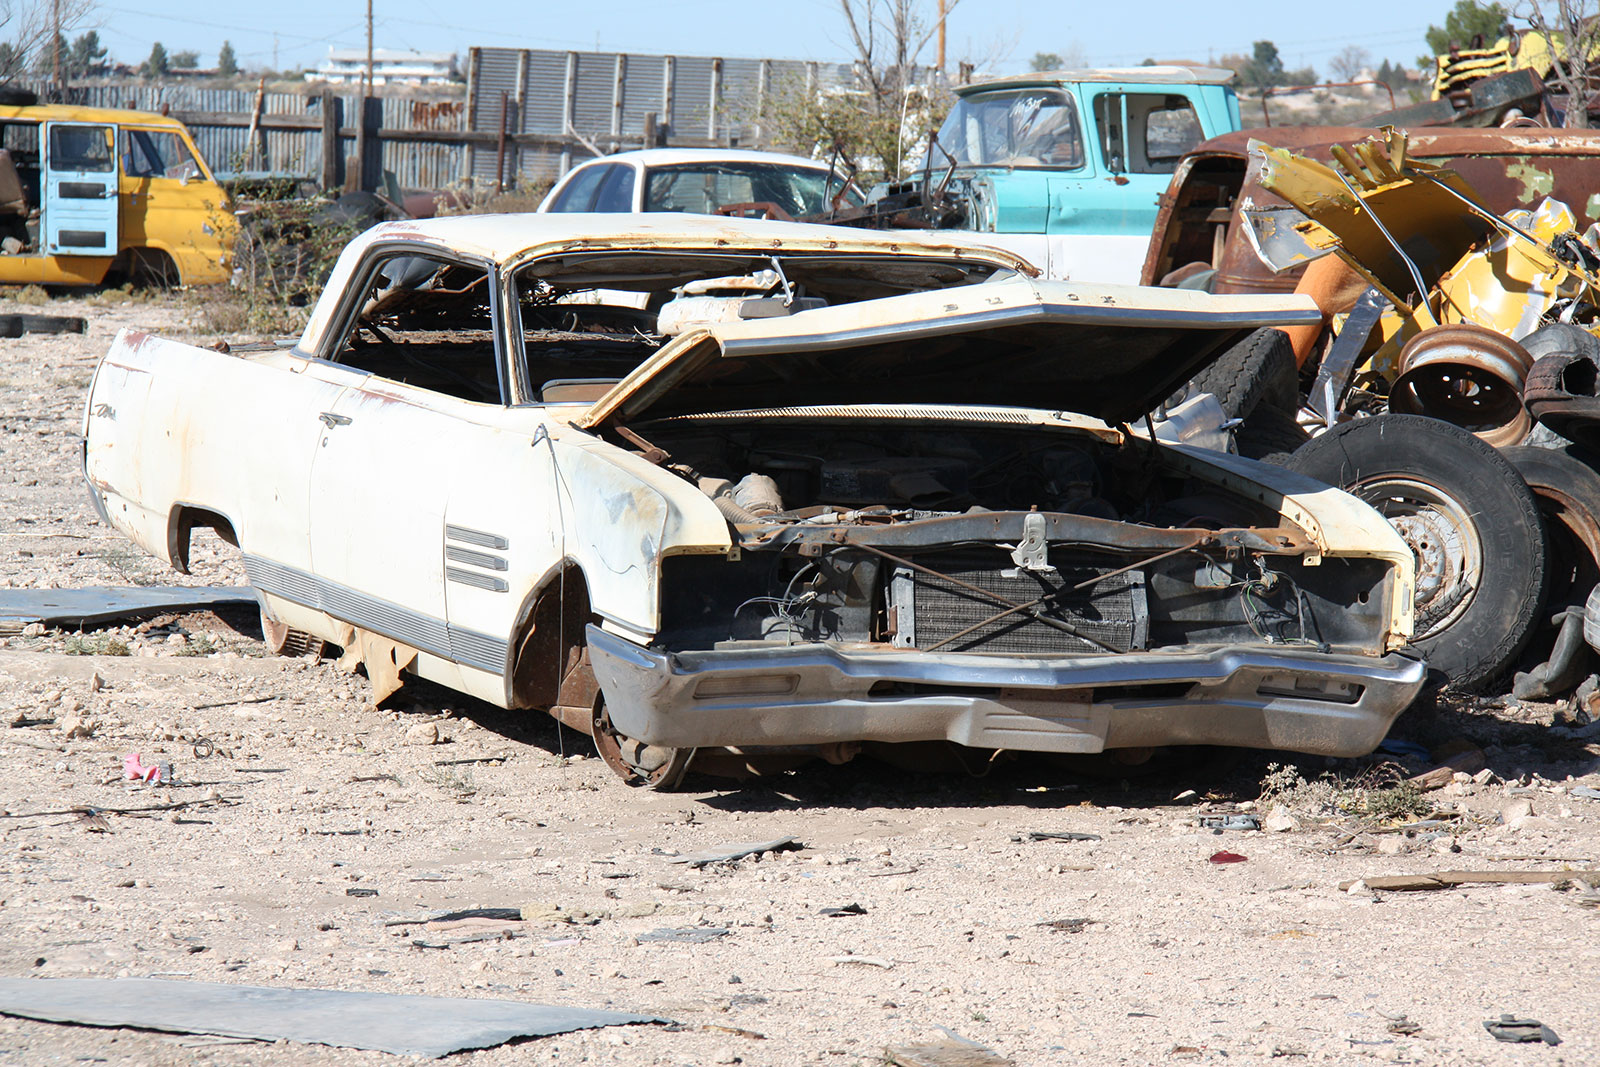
[320,90,343,192]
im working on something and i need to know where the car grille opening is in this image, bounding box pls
[887,550,1147,655]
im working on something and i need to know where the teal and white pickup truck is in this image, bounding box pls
[827,67,1241,283]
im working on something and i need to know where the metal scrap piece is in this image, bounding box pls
[637,927,729,944]
[0,586,256,627]
[0,977,663,1058]
[1483,1014,1560,1045]
[664,837,801,867]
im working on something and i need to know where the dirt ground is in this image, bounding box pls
[1,291,1598,1066]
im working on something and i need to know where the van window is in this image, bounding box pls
[49,125,113,172]
[123,129,200,180]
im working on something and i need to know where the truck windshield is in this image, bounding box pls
[934,88,1084,168]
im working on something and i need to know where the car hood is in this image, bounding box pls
[578,276,1320,429]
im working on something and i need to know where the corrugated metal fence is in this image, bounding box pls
[18,47,861,192]
[466,47,858,183]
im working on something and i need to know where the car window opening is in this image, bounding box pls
[338,253,502,403]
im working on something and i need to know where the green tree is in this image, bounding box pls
[68,31,107,77]
[1238,40,1285,87]
[171,50,200,68]
[1424,1,1508,56]
[218,40,239,76]
[1029,52,1063,71]
[142,41,168,78]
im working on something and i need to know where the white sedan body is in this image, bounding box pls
[82,213,1425,784]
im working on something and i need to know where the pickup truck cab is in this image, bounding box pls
[836,67,1239,283]
[0,100,234,286]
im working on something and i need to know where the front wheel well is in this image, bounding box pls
[508,564,598,713]
[167,505,238,574]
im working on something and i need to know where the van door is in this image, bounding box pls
[42,121,117,256]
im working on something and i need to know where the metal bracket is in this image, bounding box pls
[1003,511,1056,576]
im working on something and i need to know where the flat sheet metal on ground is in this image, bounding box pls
[0,586,257,626]
[0,977,663,1057]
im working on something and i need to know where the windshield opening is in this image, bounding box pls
[934,88,1084,169]
[643,163,862,217]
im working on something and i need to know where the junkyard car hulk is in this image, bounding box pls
[83,214,1425,787]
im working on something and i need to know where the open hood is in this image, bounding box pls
[579,276,1320,429]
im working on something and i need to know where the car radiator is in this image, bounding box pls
[886,550,1148,654]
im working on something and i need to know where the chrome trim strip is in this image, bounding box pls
[718,301,1325,357]
[447,566,509,592]
[243,553,509,673]
[445,524,509,550]
[445,545,508,571]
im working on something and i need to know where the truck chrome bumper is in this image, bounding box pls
[588,624,1426,757]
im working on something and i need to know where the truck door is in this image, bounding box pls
[1051,89,1205,283]
[42,121,117,256]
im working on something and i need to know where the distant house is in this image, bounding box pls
[310,48,460,87]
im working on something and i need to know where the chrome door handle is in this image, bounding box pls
[318,412,352,428]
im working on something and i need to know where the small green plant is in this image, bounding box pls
[419,764,476,797]
[63,633,131,656]
[173,633,218,657]
[1259,762,1433,821]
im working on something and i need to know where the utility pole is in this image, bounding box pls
[364,0,374,96]
[51,0,62,100]
[936,0,946,75]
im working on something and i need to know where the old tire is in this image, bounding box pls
[1180,326,1299,419]
[1285,414,1547,691]
[1236,406,1308,461]
[260,608,328,659]
[1500,444,1600,611]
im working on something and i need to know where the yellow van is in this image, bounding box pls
[0,102,234,286]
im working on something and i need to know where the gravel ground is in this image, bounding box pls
[1,291,1598,1066]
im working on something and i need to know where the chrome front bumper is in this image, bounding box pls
[588,624,1427,757]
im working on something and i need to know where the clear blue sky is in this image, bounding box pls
[83,1,1441,76]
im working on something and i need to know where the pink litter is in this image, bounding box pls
[123,753,172,784]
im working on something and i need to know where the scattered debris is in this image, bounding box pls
[637,927,729,944]
[1387,1018,1422,1036]
[122,753,173,785]
[664,837,802,867]
[1571,786,1600,800]
[827,954,894,969]
[0,977,663,1057]
[1025,831,1102,842]
[1037,917,1092,933]
[1208,851,1248,864]
[1483,1014,1560,1045]
[345,888,379,898]
[819,904,867,917]
[1198,814,1260,832]
[0,586,255,628]
[1336,870,1600,892]
[1407,747,1488,791]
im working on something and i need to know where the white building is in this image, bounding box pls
[311,48,460,87]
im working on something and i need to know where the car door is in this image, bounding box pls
[303,249,506,664]
[42,121,117,256]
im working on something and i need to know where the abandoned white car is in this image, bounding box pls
[82,214,1426,788]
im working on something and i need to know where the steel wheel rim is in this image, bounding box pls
[1350,475,1483,641]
